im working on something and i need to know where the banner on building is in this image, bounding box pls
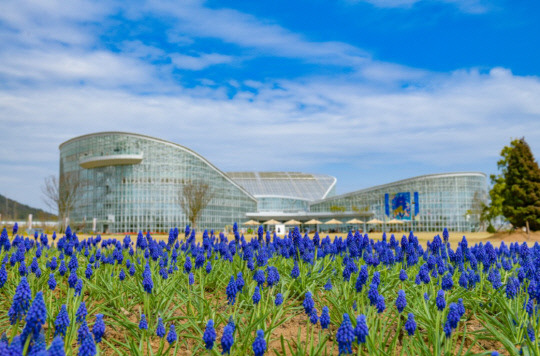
[384,192,412,220]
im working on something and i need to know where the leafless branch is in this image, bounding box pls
[41,172,83,228]
[178,180,215,229]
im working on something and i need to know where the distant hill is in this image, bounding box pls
[0,194,57,221]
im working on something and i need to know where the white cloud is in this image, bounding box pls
[170,53,235,70]
[0,49,158,87]
[146,0,369,67]
[352,0,489,13]
[0,0,114,47]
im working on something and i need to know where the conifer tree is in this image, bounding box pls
[498,138,540,233]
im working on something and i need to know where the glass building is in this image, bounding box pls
[227,172,336,213]
[59,132,257,233]
[60,132,488,233]
[310,173,488,232]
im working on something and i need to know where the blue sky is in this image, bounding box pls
[0,0,539,212]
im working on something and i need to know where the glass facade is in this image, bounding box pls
[256,196,310,213]
[59,132,488,233]
[60,132,257,233]
[227,172,336,201]
[310,173,488,232]
[227,171,336,213]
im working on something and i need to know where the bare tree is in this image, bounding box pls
[42,173,83,231]
[178,180,215,229]
[466,190,488,231]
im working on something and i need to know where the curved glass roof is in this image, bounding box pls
[227,172,337,201]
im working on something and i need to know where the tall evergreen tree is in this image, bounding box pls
[498,138,540,232]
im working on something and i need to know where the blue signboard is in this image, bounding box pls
[390,192,411,220]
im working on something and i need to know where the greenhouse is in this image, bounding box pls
[60,132,488,233]
[60,132,257,233]
[310,173,487,232]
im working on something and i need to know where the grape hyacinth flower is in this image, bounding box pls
[167,324,177,344]
[142,263,153,294]
[368,283,379,306]
[48,336,66,356]
[0,264,7,288]
[395,290,407,313]
[77,320,90,345]
[59,261,67,276]
[184,256,192,273]
[291,261,300,279]
[266,266,280,287]
[372,271,381,286]
[76,302,87,323]
[275,293,283,306]
[354,314,369,344]
[30,330,47,353]
[78,329,96,356]
[309,308,318,325]
[457,298,465,318]
[448,303,462,328]
[8,276,32,325]
[320,306,330,329]
[54,305,70,337]
[376,295,386,314]
[337,313,355,354]
[324,279,333,291]
[236,272,245,293]
[21,291,47,341]
[7,336,22,355]
[156,318,166,338]
[506,278,518,299]
[48,273,57,291]
[189,272,194,285]
[139,314,148,330]
[254,270,265,288]
[399,269,408,281]
[92,314,105,343]
[405,313,416,336]
[203,320,216,349]
[227,316,235,333]
[221,324,234,355]
[75,279,83,297]
[436,290,446,311]
[303,292,314,315]
[252,330,266,356]
[84,263,93,280]
[68,270,78,289]
[441,273,454,291]
[253,286,261,305]
[226,276,237,305]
